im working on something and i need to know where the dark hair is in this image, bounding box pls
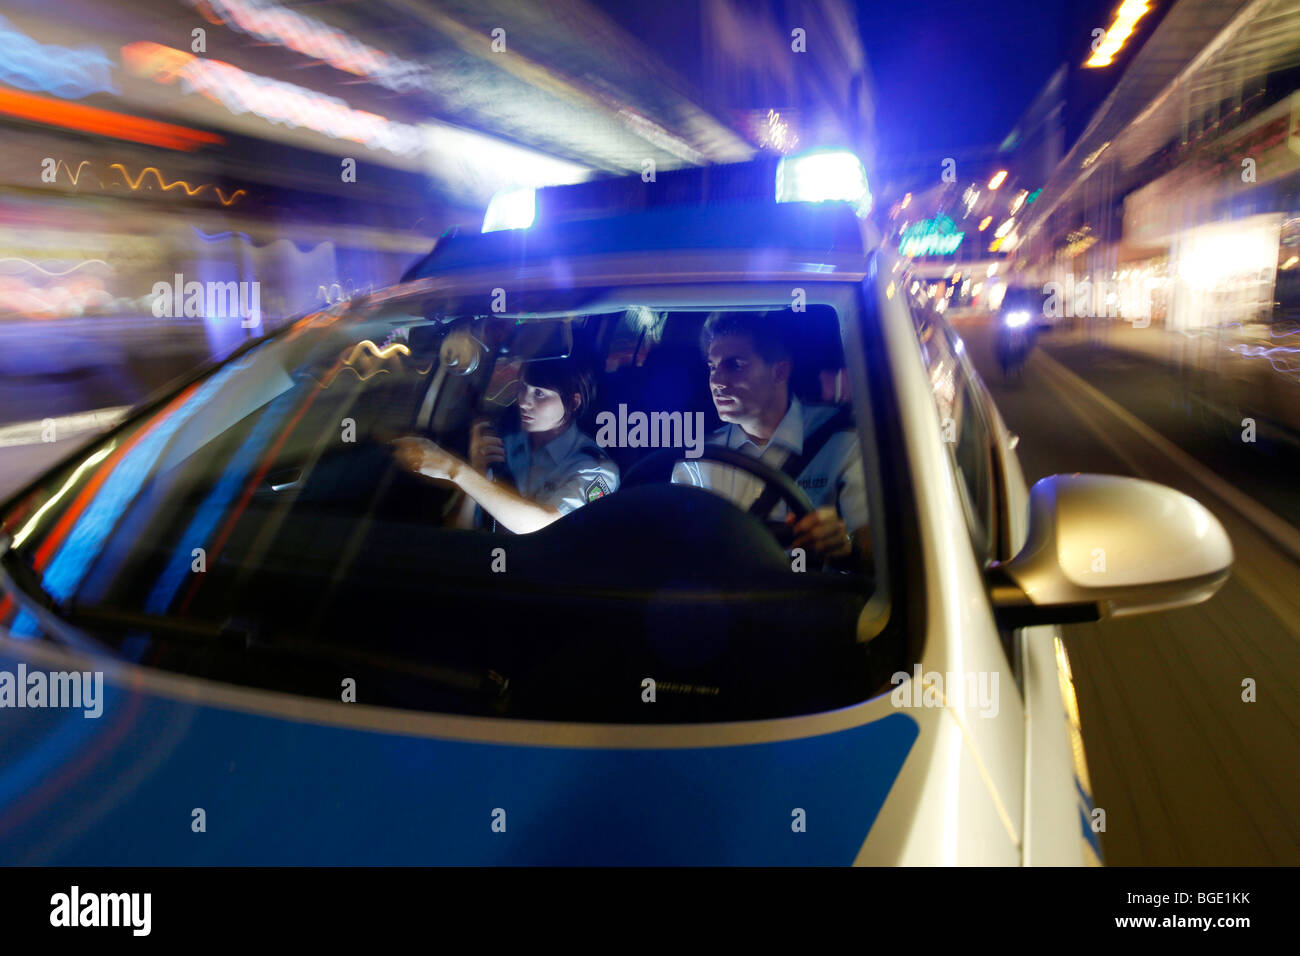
[520,357,595,420]
[699,311,792,364]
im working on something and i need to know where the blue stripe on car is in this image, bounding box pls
[0,660,920,865]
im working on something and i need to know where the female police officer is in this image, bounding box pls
[392,358,618,534]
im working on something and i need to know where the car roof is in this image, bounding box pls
[402,157,878,282]
[404,202,872,280]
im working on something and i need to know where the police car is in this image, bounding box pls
[0,150,1233,864]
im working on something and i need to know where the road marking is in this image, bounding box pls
[1034,350,1300,564]
[0,407,129,448]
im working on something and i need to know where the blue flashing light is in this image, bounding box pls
[482,187,536,233]
[776,149,871,217]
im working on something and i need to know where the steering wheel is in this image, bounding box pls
[622,445,821,565]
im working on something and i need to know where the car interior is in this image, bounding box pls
[29,301,909,723]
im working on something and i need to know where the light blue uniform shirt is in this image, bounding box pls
[503,422,619,515]
[672,396,868,531]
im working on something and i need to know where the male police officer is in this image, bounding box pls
[672,311,868,568]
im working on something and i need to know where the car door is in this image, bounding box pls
[893,293,1026,862]
[939,316,1100,866]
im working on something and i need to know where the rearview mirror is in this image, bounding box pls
[988,474,1233,628]
[506,319,573,362]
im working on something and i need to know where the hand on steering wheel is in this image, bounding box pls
[786,507,853,561]
[622,446,826,568]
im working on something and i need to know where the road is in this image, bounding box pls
[961,318,1300,865]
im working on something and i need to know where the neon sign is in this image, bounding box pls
[899,216,964,256]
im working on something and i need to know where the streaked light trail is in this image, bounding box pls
[122,41,424,156]
[0,13,116,99]
[0,87,223,151]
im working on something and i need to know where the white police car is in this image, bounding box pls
[0,150,1232,864]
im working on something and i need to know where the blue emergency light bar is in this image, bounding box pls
[481,187,537,233]
[480,149,871,234]
[775,149,872,215]
[399,151,874,281]
[409,202,868,278]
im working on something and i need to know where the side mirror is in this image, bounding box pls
[988,474,1233,628]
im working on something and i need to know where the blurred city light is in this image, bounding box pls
[987,170,1008,189]
[423,123,589,201]
[122,42,425,156]
[0,87,222,150]
[188,0,435,93]
[0,12,116,98]
[758,109,799,153]
[1085,0,1152,68]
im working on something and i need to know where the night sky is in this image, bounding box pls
[858,0,1128,163]
[591,0,1156,182]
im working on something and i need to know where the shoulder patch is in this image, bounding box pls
[585,475,611,502]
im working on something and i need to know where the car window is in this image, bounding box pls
[909,305,997,563]
[0,292,902,724]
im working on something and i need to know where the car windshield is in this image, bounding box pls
[0,288,903,722]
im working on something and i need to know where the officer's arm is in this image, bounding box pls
[547,463,618,515]
[449,467,564,534]
[392,436,562,534]
[451,489,479,529]
[828,435,873,570]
